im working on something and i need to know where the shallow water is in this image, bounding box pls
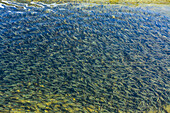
[0,1,169,113]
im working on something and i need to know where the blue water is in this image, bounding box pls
[0,2,169,112]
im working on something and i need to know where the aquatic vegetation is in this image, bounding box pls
[0,1,169,113]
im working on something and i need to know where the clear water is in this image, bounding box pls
[0,1,169,112]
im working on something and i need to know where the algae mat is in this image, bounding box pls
[0,1,170,113]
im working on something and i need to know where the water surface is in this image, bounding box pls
[0,1,169,112]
